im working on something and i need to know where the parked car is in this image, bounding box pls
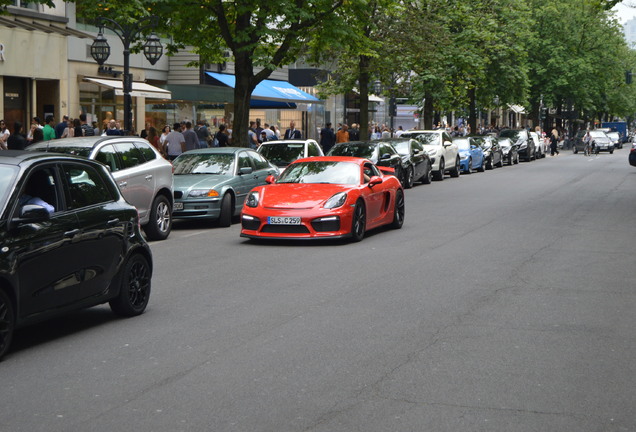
[499,129,535,161]
[629,142,636,166]
[474,135,504,169]
[572,130,614,154]
[498,137,519,165]
[529,131,547,159]
[399,130,460,180]
[171,147,279,226]
[257,139,323,174]
[27,136,174,240]
[606,131,622,149]
[327,141,407,187]
[454,137,485,173]
[378,138,432,187]
[0,151,153,360]
[240,156,404,242]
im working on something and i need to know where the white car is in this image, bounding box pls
[399,130,460,180]
[605,131,622,149]
[529,132,547,159]
[257,139,323,174]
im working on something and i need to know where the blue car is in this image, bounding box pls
[453,137,485,173]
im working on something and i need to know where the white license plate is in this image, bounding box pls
[268,216,301,225]
[173,202,184,211]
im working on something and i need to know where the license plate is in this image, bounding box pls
[268,216,301,225]
[173,202,184,211]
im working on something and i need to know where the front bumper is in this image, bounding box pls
[241,207,353,240]
[172,197,222,220]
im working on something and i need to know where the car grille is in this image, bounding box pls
[311,217,340,232]
[261,225,310,234]
[241,216,261,231]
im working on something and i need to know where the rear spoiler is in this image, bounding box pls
[377,166,395,175]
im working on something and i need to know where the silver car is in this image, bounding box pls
[27,136,174,240]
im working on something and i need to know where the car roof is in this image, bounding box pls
[292,156,369,165]
[260,140,307,146]
[28,136,149,150]
[180,146,248,155]
[0,149,100,166]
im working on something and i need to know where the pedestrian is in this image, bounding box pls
[80,114,95,136]
[182,121,199,151]
[147,126,161,154]
[395,125,404,137]
[255,118,264,142]
[0,119,10,149]
[248,123,259,149]
[7,122,26,150]
[140,122,151,139]
[550,124,560,156]
[104,119,123,136]
[320,122,336,154]
[55,115,69,139]
[159,125,171,148]
[72,118,83,138]
[194,120,210,148]
[31,127,44,145]
[164,123,186,160]
[349,123,360,141]
[215,124,230,147]
[60,118,73,138]
[43,116,56,141]
[336,124,349,143]
[284,121,302,139]
[262,123,275,141]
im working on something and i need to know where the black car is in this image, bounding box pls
[498,137,519,165]
[571,130,614,154]
[629,142,636,167]
[499,129,535,162]
[378,138,432,187]
[0,151,153,360]
[472,135,503,169]
[327,141,407,187]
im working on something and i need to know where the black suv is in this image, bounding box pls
[328,140,407,186]
[499,129,535,162]
[0,151,152,360]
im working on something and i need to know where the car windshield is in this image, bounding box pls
[276,161,360,185]
[28,145,92,157]
[173,153,235,175]
[498,138,512,147]
[590,131,606,138]
[259,143,304,167]
[0,165,18,214]
[329,143,374,158]
[607,132,619,139]
[454,139,471,150]
[499,130,520,140]
[403,132,440,145]
[390,140,412,155]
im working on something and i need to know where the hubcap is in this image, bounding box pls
[396,193,405,223]
[156,202,170,233]
[128,261,150,308]
[354,205,365,237]
[0,297,12,353]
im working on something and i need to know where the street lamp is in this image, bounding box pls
[90,16,163,134]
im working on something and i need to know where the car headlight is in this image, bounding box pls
[324,192,347,209]
[246,191,260,208]
[188,189,219,198]
[460,155,469,160]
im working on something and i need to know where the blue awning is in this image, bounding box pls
[206,72,321,105]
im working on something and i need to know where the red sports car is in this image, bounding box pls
[240,156,405,241]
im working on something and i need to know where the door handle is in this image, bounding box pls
[145,175,153,180]
[64,229,80,238]
[119,181,128,188]
[107,218,120,226]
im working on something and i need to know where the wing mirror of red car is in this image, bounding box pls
[265,175,277,184]
[368,176,383,187]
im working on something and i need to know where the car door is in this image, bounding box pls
[13,164,84,317]
[361,162,386,225]
[233,151,259,207]
[110,141,155,221]
[442,132,458,165]
[411,140,426,179]
[60,162,126,302]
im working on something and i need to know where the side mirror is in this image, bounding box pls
[13,204,50,225]
[368,176,383,187]
[265,175,276,184]
[380,153,392,160]
[239,166,253,175]
[443,141,452,147]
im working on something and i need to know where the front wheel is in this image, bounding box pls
[390,189,405,229]
[350,201,366,242]
[573,146,578,154]
[421,162,432,184]
[143,195,172,241]
[449,157,460,178]
[477,159,485,172]
[486,156,493,170]
[433,158,444,181]
[404,166,414,189]
[110,254,152,317]
[218,193,233,227]
[0,290,15,361]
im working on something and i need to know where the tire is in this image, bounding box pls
[464,158,472,174]
[218,193,233,227]
[609,149,614,154]
[449,157,460,178]
[514,154,519,164]
[486,156,493,170]
[0,290,15,361]
[433,158,444,181]
[573,146,578,154]
[390,189,405,229]
[143,195,172,241]
[477,158,485,172]
[109,254,151,317]
[507,154,512,165]
[350,201,366,242]
[496,155,503,167]
[421,162,432,184]
[404,166,414,189]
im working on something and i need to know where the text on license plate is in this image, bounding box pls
[268,216,301,225]
[173,202,184,211]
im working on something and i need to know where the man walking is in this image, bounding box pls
[43,116,56,141]
[80,114,95,136]
[182,121,199,151]
[55,115,69,139]
[284,121,302,139]
[320,123,336,154]
[164,123,186,160]
[336,124,349,143]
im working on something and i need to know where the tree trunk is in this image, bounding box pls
[358,55,371,141]
[424,93,434,129]
[468,87,477,134]
[231,51,256,147]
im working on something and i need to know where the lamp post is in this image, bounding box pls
[90,16,163,134]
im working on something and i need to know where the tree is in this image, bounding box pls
[77,0,364,146]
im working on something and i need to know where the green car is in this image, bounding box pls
[172,147,279,226]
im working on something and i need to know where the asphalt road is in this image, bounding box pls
[2,148,636,432]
